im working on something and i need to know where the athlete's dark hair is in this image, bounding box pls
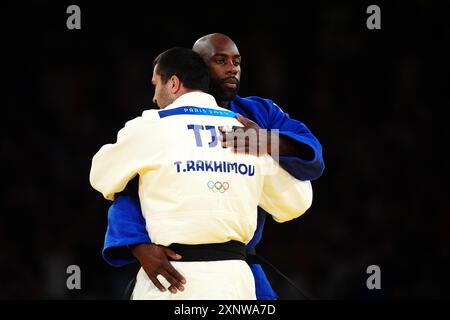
[152,47,209,92]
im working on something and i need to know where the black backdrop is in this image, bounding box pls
[2,1,449,299]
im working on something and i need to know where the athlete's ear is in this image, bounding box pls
[169,75,181,94]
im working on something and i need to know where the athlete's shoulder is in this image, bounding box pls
[141,108,161,121]
[235,95,274,106]
[234,96,284,115]
[119,109,160,133]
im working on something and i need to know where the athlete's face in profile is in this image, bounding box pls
[203,40,241,102]
[152,65,173,109]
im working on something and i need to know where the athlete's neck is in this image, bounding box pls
[217,100,230,110]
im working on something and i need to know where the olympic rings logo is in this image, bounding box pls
[207,181,229,193]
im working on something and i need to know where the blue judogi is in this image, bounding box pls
[102,96,324,299]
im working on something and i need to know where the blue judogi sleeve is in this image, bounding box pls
[231,96,325,181]
[103,194,150,267]
[269,101,324,181]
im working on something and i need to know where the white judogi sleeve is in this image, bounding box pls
[90,117,158,201]
[258,156,313,223]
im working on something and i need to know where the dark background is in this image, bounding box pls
[2,1,449,299]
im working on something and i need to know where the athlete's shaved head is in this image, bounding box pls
[193,33,239,60]
[192,33,241,107]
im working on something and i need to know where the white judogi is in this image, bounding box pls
[90,92,313,300]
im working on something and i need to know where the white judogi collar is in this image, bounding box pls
[163,92,220,110]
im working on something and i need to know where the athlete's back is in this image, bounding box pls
[90,91,312,299]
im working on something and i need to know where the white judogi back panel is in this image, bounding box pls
[90,92,312,247]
